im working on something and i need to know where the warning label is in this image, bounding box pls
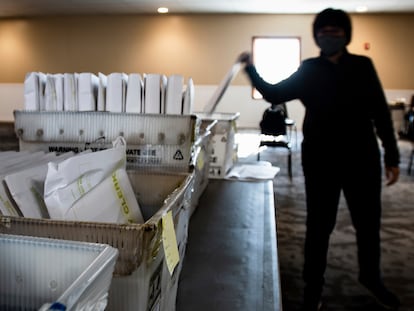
[173,150,184,160]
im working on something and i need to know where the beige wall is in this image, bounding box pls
[0,13,413,126]
[0,13,413,88]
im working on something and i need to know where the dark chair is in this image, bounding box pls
[257,103,295,180]
[397,95,414,174]
[404,118,414,175]
[408,148,414,175]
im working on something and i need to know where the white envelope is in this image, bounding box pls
[182,77,194,115]
[44,74,56,111]
[97,72,107,111]
[160,74,167,114]
[106,72,128,112]
[0,151,58,217]
[0,151,45,174]
[165,74,184,114]
[64,168,144,224]
[44,144,126,220]
[0,151,30,171]
[55,73,64,111]
[4,152,75,219]
[63,73,78,111]
[125,73,143,113]
[44,74,64,111]
[38,72,47,111]
[77,72,98,111]
[0,178,20,217]
[144,73,165,114]
[24,72,40,111]
[23,72,47,111]
[0,151,21,159]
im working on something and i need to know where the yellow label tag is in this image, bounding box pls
[162,210,180,275]
[111,171,134,224]
[197,149,205,171]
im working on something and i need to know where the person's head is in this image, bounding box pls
[313,8,352,56]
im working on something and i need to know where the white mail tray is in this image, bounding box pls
[0,233,118,311]
[14,110,200,171]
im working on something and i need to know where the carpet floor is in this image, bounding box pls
[237,130,414,311]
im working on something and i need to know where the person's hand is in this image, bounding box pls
[385,166,399,186]
[237,51,253,66]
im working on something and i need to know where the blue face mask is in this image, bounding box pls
[317,35,347,56]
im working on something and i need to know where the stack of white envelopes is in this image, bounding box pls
[23,71,194,115]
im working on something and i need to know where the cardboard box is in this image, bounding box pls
[0,233,118,311]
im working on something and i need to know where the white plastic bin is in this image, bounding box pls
[0,233,118,311]
[13,111,200,172]
[195,112,240,178]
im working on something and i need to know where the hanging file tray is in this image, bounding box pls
[0,233,118,311]
[0,171,194,277]
[14,110,200,171]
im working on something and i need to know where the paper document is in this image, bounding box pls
[225,162,280,180]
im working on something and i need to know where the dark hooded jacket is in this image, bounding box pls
[244,50,400,167]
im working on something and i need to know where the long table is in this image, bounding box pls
[176,179,282,311]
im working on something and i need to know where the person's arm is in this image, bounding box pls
[365,58,400,185]
[385,166,399,186]
[237,51,300,104]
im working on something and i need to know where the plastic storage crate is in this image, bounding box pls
[13,109,210,214]
[0,171,193,276]
[188,121,215,215]
[13,110,200,172]
[0,171,194,311]
[106,171,193,311]
[13,109,210,204]
[6,110,202,310]
[195,112,239,178]
[0,233,118,311]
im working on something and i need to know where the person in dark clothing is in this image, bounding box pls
[238,8,401,311]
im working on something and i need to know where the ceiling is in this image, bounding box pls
[0,0,414,18]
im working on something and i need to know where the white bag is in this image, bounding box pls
[44,138,144,223]
[64,168,144,224]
